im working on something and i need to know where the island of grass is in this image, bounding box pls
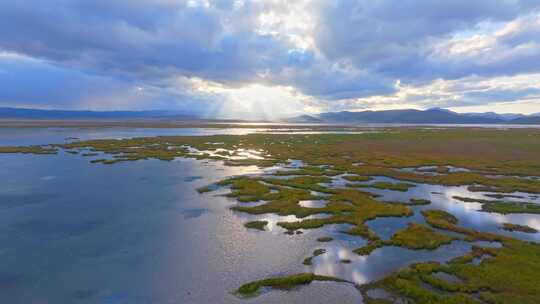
[316,236,333,242]
[81,152,99,157]
[342,175,372,182]
[408,198,431,205]
[0,145,57,154]
[354,240,387,256]
[221,175,412,241]
[361,211,540,304]
[502,223,538,233]
[453,196,540,215]
[482,201,540,214]
[244,221,268,231]
[236,273,349,297]
[1,128,539,193]
[353,223,455,255]
[303,248,326,265]
[389,198,432,206]
[196,184,219,193]
[389,223,455,250]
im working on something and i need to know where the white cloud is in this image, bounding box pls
[1,0,540,116]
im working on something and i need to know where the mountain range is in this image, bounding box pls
[0,107,198,120]
[283,108,540,124]
[0,107,539,124]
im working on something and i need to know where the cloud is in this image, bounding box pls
[0,52,220,113]
[0,0,539,115]
[326,73,540,112]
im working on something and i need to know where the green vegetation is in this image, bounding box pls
[454,196,540,214]
[275,189,412,235]
[502,223,538,233]
[2,128,540,191]
[90,159,118,164]
[343,175,372,182]
[316,236,333,242]
[354,223,455,255]
[452,196,485,203]
[244,221,268,231]
[81,152,99,157]
[482,201,540,214]
[354,240,387,256]
[303,248,326,265]
[362,210,540,304]
[221,177,271,202]
[236,273,348,296]
[408,198,431,205]
[196,186,214,193]
[0,145,57,154]
[389,223,455,250]
[313,248,326,256]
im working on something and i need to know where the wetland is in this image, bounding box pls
[1,125,540,303]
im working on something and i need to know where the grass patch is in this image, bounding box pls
[389,223,455,250]
[408,198,431,205]
[303,248,327,265]
[244,221,268,231]
[482,201,540,214]
[502,223,538,233]
[316,236,333,242]
[343,175,372,182]
[236,273,348,296]
[454,195,540,214]
[0,145,57,154]
[81,152,99,157]
[362,226,540,304]
[354,240,387,256]
[196,185,214,193]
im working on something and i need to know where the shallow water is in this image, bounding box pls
[346,175,540,242]
[1,127,539,303]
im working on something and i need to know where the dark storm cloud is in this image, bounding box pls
[0,55,128,107]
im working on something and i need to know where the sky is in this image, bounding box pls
[1,0,540,119]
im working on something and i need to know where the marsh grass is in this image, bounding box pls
[316,236,333,242]
[236,273,348,296]
[502,223,538,233]
[244,221,268,231]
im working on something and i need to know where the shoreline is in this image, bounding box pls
[0,119,539,129]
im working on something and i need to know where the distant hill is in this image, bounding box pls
[461,112,525,121]
[1,107,539,125]
[280,115,324,123]
[0,107,198,120]
[317,108,504,124]
[507,116,540,124]
[283,108,540,125]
